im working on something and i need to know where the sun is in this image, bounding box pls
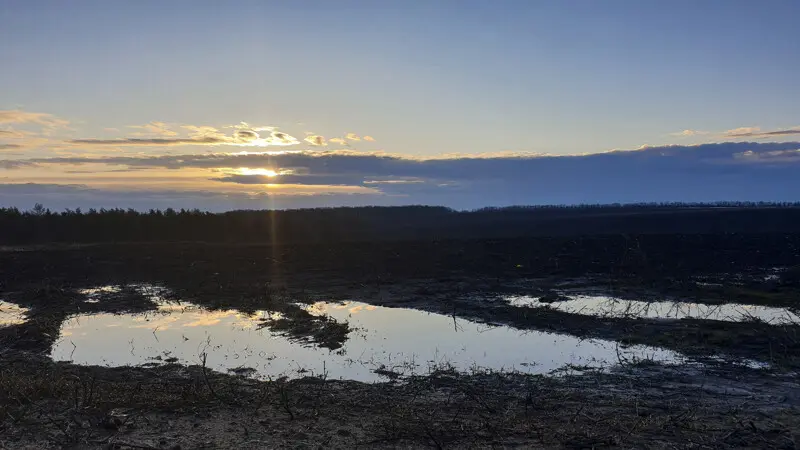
[238,167,278,177]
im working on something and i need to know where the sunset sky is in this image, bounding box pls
[2,0,800,210]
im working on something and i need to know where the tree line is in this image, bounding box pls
[1,202,800,244]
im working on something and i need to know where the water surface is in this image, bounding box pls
[0,301,29,326]
[50,293,683,382]
[506,295,800,324]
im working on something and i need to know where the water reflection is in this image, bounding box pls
[0,301,29,326]
[507,295,800,324]
[51,297,684,382]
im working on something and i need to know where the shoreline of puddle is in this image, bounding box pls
[1,283,785,382]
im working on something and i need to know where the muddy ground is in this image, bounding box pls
[1,235,800,448]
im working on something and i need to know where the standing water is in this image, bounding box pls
[48,289,683,382]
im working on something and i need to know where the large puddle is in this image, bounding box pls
[507,295,800,324]
[45,287,685,382]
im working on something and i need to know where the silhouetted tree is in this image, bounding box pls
[1,202,799,245]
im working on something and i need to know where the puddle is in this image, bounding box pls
[0,301,29,326]
[507,295,800,324]
[50,297,684,382]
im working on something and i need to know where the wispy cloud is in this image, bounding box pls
[725,126,800,138]
[671,129,709,137]
[669,126,800,141]
[733,148,800,162]
[363,135,375,141]
[0,129,26,139]
[345,133,361,141]
[69,127,300,148]
[0,110,69,129]
[0,144,22,150]
[69,136,230,146]
[182,125,227,139]
[127,121,177,137]
[0,160,36,169]
[227,122,275,132]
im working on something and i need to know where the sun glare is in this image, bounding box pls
[238,167,278,177]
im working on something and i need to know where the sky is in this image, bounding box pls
[2,0,800,211]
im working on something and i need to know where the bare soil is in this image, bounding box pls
[2,237,800,448]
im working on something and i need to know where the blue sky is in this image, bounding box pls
[1,1,800,210]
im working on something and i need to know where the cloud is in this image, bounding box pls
[69,136,229,146]
[0,160,36,169]
[0,110,69,128]
[0,144,22,150]
[7,141,800,209]
[21,141,800,172]
[304,135,327,146]
[328,138,348,146]
[733,148,800,163]
[65,167,150,174]
[265,131,299,146]
[214,173,362,186]
[0,129,25,139]
[234,129,260,142]
[363,136,375,141]
[725,127,761,136]
[181,125,228,140]
[228,122,255,130]
[670,126,800,140]
[0,183,93,194]
[345,133,361,141]
[68,128,299,148]
[726,126,800,138]
[227,122,275,132]
[671,129,709,137]
[363,177,424,185]
[127,121,177,137]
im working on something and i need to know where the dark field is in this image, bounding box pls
[2,228,800,448]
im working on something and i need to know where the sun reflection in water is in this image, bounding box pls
[48,288,687,382]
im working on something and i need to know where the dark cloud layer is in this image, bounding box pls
[0,160,36,169]
[27,141,800,175]
[3,141,800,210]
[69,136,229,146]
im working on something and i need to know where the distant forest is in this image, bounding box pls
[2,202,800,244]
